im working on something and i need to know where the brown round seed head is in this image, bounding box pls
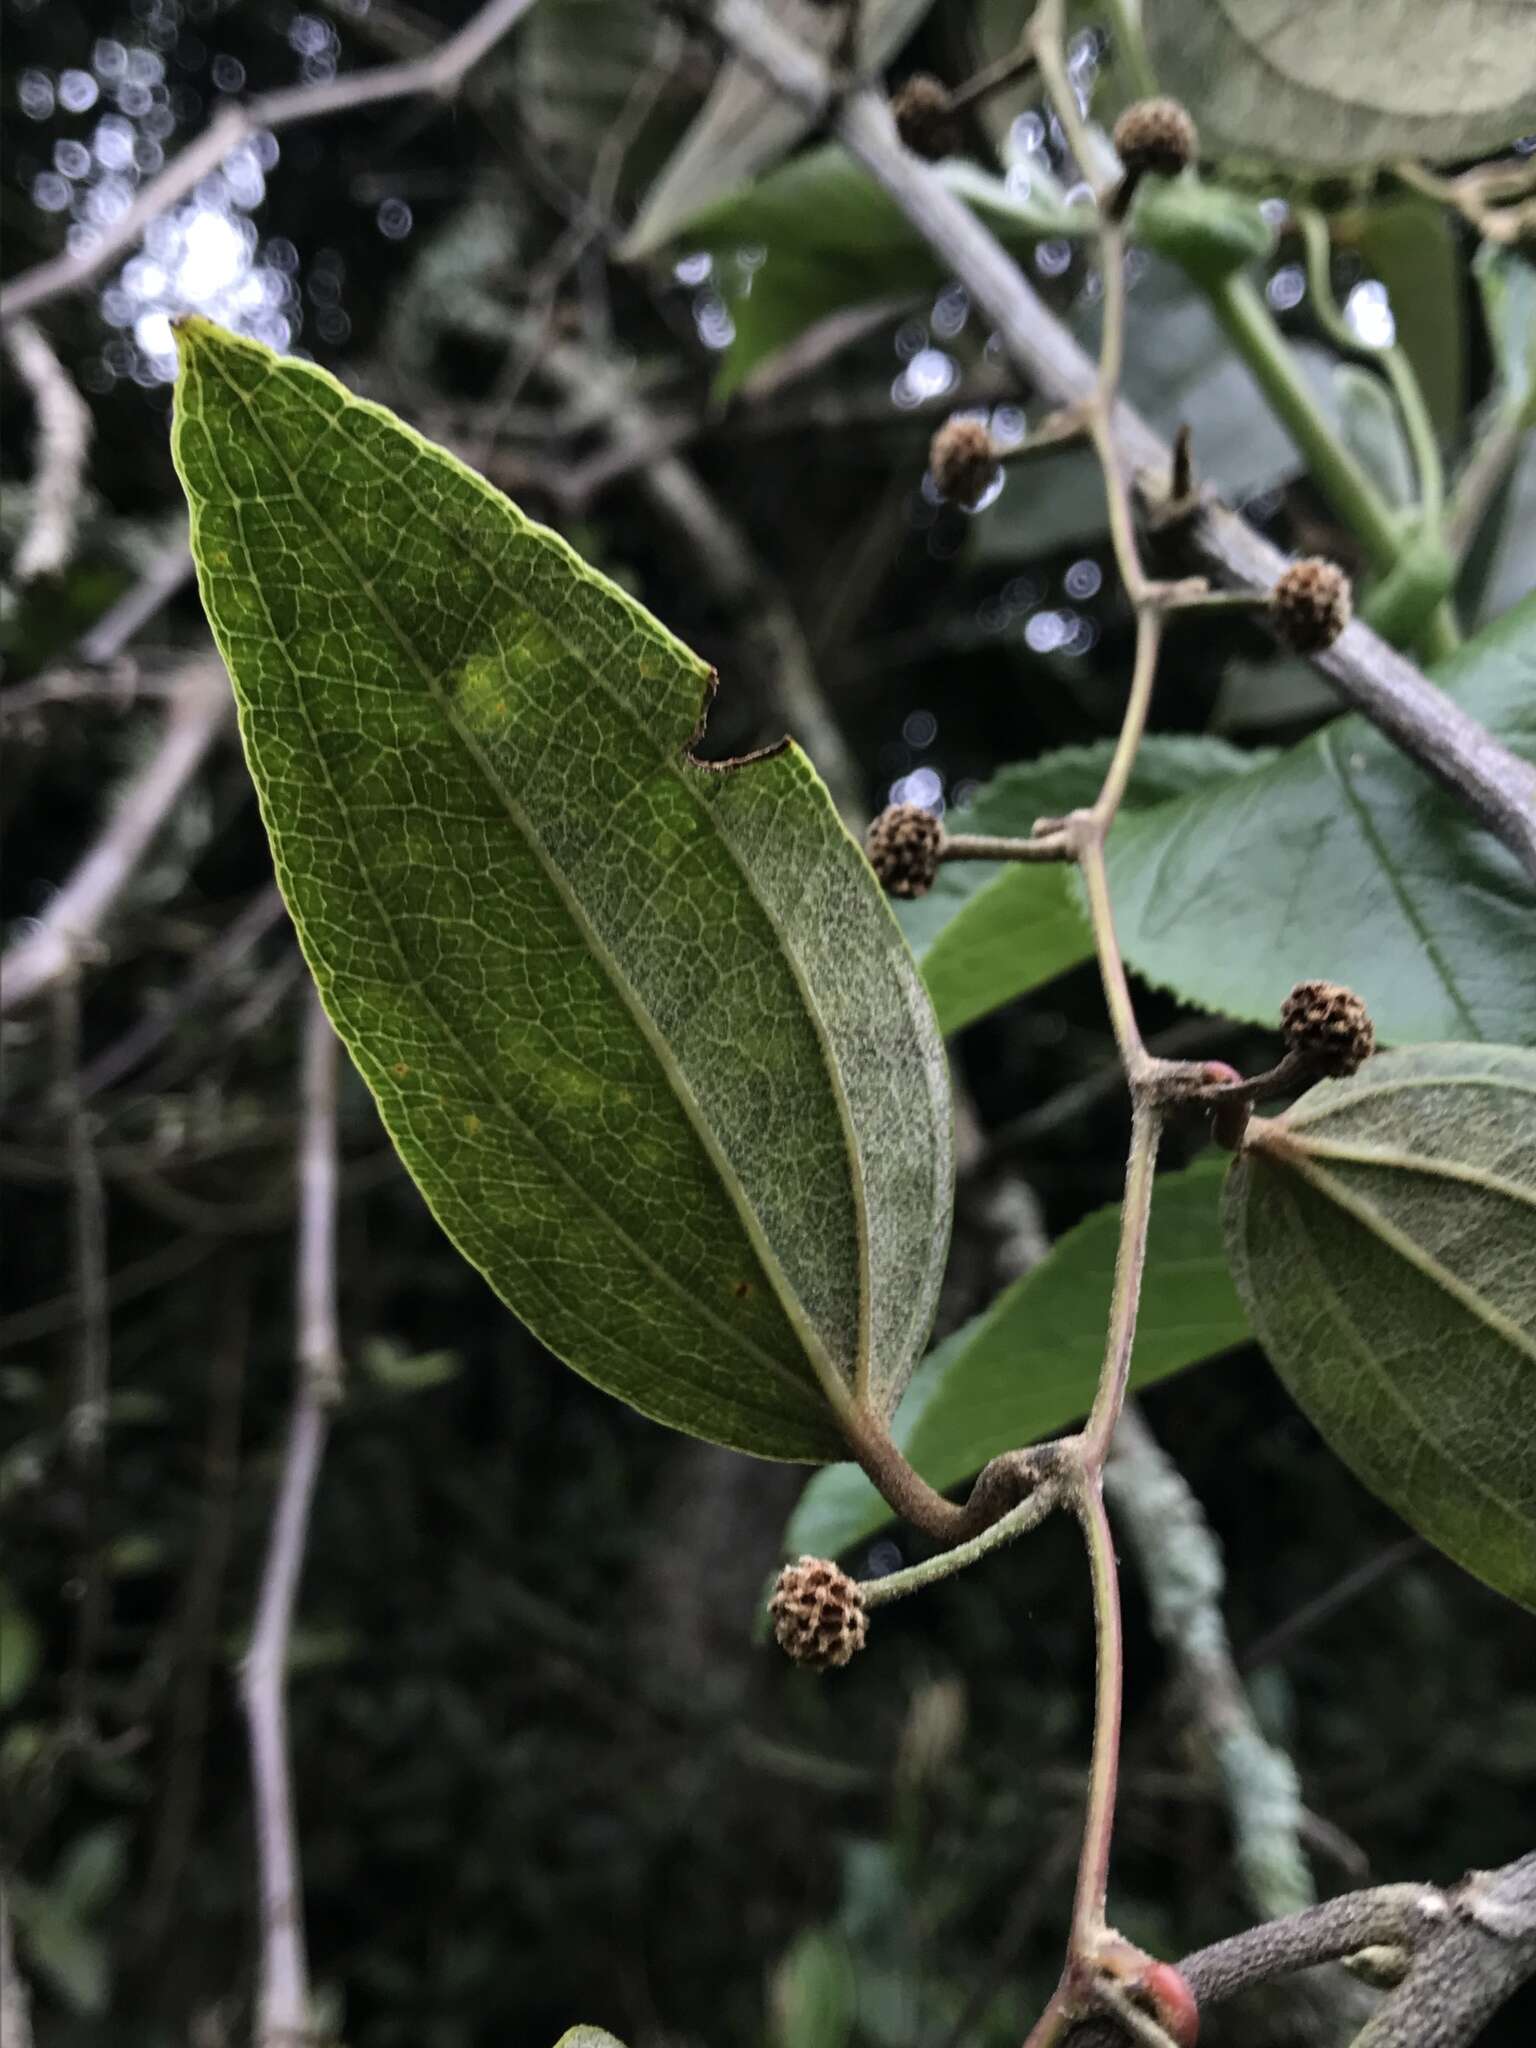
[929,416,999,509]
[866,803,944,898]
[770,1556,869,1669]
[1112,97,1197,180]
[1281,980,1375,1076]
[891,74,961,161]
[1272,557,1352,652]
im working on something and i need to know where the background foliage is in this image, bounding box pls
[2,3,1534,2046]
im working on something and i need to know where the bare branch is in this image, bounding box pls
[241,991,343,2048]
[4,318,93,582]
[0,0,542,326]
[700,0,1536,881]
[0,661,229,1016]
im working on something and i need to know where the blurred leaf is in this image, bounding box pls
[1467,434,1536,629]
[173,320,953,1464]
[361,1338,463,1393]
[1132,176,1274,287]
[1333,364,1415,510]
[0,1591,40,1709]
[903,737,1269,1035]
[1226,1044,1536,1611]
[1476,244,1536,408]
[1354,199,1465,440]
[1145,1,1536,168]
[788,1161,1245,1558]
[1106,598,1536,1046]
[770,1927,857,2048]
[670,145,1081,395]
[10,1881,109,2015]
[53,1823,130,1917]
[554,2031,630,2047]
[622,0,938,259]
[1211,654,1344,733]
[972,258,1336,564]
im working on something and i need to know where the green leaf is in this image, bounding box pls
[10,1881,109,2016]
[1225,1043,1536,1611]
[1145,1,1536,168]
[554,2031,630,2047]
[171,319,953,1464]
[666,145,1082,396]
[1476,244,1536,411]
[621,0,939,260]
[1107,597,1536,1046]
[770,1928,857,2048]
[788,1161,1247,1559]
[905,737,1270,1035]
[1354,199,1465,441]
[1333,363,1415,511]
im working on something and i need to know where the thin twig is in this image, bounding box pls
[241,991,343,2048]
[4,318,93,581]
[137,1280,249,1956]
[0,0,543,325]
[0,660,229,1016]
[78,884,289,1099]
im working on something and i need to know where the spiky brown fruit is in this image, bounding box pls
[866,803,944,898]
[1112,97,1198,180]
[1271,557,1353,652]
[929,416,999,509]
[891,74,960,161]
[770,1557,869,1669]
[1281,980,1375,1076]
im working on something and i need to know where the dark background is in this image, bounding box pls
[3,3,1533,2044]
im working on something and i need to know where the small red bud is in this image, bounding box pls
[1133,1961,1199,2047]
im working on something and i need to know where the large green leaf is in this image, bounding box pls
[1107,598,1536,1046]
[1145,1,1536,168]
[1225,1044,1536,1611]
[171,320,954,1463]
[788,1161,1247,1559]
[904,737,1271,1035]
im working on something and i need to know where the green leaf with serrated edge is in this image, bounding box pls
[170,319,953,1464]
[1225,1044,1536,1611]
[1106,598,1536,1048]
[1146,0,1536,169]
[905,738,1271,1036]
[788,1161,1247,1559]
